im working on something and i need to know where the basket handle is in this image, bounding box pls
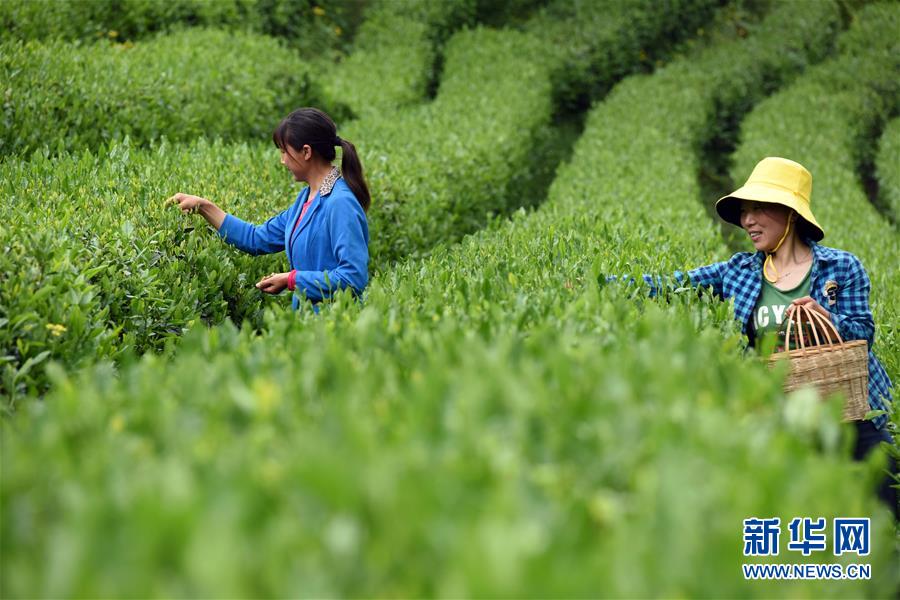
[806,305,822,347]
[784,304,803,351]
[783,303,844,351]
[806,305,843,344]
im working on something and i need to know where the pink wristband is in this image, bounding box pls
[287,269,297,291]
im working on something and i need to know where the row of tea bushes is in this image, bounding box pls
[729,1,900,391]
[1,28,329,156]
[0,0,353,56]
[324,0,481,117]
[523,0,733,111]
[1,0,254,40]
[354,0,721,269]
[12,291,891,597]
[0,0,720,402]
[876,117,900,221]
[325,0,597,119]
[9,2,896,597]
[0,139,293,406]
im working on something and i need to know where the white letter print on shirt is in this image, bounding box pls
[755,304,788,330]
[772,304,786,325]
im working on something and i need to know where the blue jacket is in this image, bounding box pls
[640,242,894,429]
[217,175,369,309]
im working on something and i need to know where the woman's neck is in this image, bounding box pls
[770,235,811,268]
[305,161,335,196]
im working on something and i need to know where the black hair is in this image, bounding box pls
[790,209,823,242]
[273,107,371,212]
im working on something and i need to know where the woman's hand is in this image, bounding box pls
[256,272,290,294]
[788,296,835,341]
[165,192,226,230]
[166,192,208,214]
[788,296,830,319]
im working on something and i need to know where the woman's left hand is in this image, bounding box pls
[788,296,830,319]
[788,296,834,339]
[256,272,289,294]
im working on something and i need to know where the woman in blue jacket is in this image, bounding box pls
[167,107,370,309]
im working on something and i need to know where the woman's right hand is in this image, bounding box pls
[165,192,226,230]
[166,192,208,214]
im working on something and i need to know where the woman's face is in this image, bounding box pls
[280,144,311,182]
[739,200,793,252]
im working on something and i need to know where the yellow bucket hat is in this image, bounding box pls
[715,156,825,241]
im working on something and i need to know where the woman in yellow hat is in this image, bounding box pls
[626,157,896,515]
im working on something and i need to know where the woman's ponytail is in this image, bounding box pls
[338,138,370,213]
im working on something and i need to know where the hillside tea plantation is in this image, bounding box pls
[1,0,898,597]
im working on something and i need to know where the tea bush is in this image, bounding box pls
[356,0,721,269]
[8,295,896,597]
[325,0,553,118]
[1,0,254,40]
[876,117,900,221]
[325,0,481,117]
[1,28,327,156]
[0,138,299,404]
[8,2,896,597]
[0,0,353,56]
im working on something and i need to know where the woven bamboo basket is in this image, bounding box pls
[767,304,869,421]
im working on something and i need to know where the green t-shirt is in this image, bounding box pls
[752,266,812,352]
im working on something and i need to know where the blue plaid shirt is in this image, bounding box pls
[641,241,894,430]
